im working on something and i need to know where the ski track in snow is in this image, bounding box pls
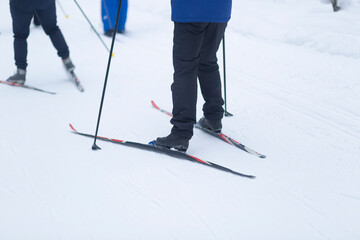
[278,186,331,221]
[339,193,360,202]
[16,156,58,225]
[122,181,163,209]
[164,167,190,185]
[306,222,330,240]
[265,182,359,240]
[181,199,218,240]
[0,181,22,200]
[230,69,360,141]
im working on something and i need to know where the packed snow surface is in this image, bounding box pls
[1,0,359,239]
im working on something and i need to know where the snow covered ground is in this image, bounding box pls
[1,0,359,239]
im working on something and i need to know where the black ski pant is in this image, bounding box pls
[33,13,41,26]
[170,22,227,140]
[10,2,70,70]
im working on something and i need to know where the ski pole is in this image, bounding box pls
[92,0,123,150]
[222,34,233,117]
[56,0,69,19]
[73,0,110,53]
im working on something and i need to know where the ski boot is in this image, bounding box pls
[7,69,26,85]
[155,133,189,152]
[198,117,222,133]
[62,57,75,72]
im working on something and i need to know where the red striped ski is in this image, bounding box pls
[69,124,255,179]
[0,80,56,95]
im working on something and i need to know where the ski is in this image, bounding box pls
[194,123,266,158]
[151,100,266,158]
[69,124,255,179]
[0,80,56,95]
[68,70,84,92]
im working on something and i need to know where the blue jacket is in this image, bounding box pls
[171,0,232,23]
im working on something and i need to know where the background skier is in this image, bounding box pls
[7,0,75,85]
[101,0,128,36]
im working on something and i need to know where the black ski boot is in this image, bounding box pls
[7,69,26,85]
[104,29,115,37]
[155,133,189,152]
[62,57,75,72]
[331,0,341,12]
[198,117,222,133]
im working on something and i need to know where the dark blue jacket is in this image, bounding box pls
[10,0,54,10]
[171,0,232,23]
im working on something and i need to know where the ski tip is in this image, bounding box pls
[151,100,159,109]
[69,123,76,132]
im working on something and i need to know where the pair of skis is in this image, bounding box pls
[70,101,266,179]
[0,70,84,94]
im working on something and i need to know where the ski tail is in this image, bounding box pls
[68,71,84,92]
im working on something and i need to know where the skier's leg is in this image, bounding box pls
[117,0,128,32]
[170,22,207,139]
[198,23,227,122]
[101,0,113,33]
[36,2,70,59]
[10,4,33,70]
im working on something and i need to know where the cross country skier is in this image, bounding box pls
[7,0,75,85]
[155,0,231,152]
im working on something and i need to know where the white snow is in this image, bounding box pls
[1,0,360,239]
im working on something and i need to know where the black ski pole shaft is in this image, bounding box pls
[73,0,110,53]
[222,34,233,117]
[56,0,69,19]
[92,0,123,150]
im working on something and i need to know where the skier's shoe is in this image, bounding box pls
[62,57,75,72]
[198,117,222,133]
[333,5,341,12]
[104,29,115,37]
[155,133,189,152]
[7,68,26,85]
